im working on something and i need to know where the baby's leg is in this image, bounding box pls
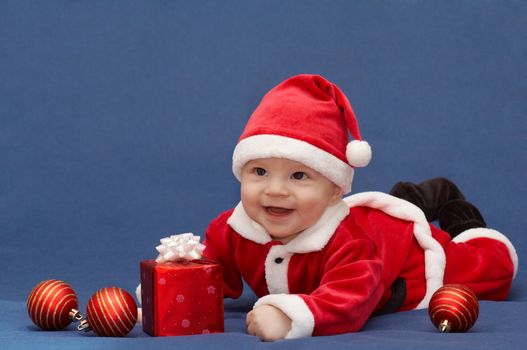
[390,177,465,221]
[443,229,518,300]
[390,178,485,237]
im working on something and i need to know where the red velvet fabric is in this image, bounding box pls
[443,236,514,300]
[203,206,514,336]
[239,75,362,164]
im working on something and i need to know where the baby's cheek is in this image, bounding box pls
[240,186,256,203]
[299,196,331,221]
[240,195,261,224]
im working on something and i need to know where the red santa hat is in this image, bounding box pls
[232,74,371,194]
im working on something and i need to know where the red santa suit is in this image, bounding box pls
[203,192,518,338]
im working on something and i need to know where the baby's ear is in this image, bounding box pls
[330,185,343,205]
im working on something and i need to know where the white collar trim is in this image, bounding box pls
[226,200,350,253]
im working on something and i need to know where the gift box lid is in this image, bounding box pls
[142,259,221,272]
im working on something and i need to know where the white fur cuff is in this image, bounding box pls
[453,227,519,279]
[254,294,314,339]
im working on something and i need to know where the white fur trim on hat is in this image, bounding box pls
[254,294,314,339]
[346,140,372,168]
[232,134,354,193]
[453,228,519,279]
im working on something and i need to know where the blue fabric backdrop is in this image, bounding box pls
[1,1,526,349]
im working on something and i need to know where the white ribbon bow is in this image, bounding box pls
[155,233,206,263]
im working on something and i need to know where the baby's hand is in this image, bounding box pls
[246,304,292,341]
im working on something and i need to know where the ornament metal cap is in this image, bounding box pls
[438,320,452,333]
[77,319,92,332]
[68,309,83,322]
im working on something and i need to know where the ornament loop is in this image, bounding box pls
[77,319,91,332]
[69,309,83,321]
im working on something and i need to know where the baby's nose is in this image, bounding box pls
[264,178,289,196]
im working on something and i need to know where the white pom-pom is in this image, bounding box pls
[346,140,372,167]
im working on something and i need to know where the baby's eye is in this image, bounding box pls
[254,167,266,176]
[291,172,307,180]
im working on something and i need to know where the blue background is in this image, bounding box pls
[1,1,526,349]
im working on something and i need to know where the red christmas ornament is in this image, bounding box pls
[429,284,479,332]
[27,279,82,330]
[78,287,137,337]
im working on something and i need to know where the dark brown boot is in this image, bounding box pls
[437,199,486,238]
[389,177,465,222]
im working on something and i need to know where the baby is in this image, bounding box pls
[202,74,518,340]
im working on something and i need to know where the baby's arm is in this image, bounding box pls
[202,210,245,298]
[253,238,385,338]
[246,305,292,341]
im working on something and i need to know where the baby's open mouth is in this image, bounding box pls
[264,206,294,216]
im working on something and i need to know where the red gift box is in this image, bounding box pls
[140,259,224,336]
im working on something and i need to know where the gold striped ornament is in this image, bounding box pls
[78,287,137,337]
[428,284,479,332]
[27,279,82,330]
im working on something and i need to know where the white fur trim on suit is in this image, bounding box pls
[227,200,350,253]
[265,245,292,294]
[286,201,350,253]
[227,202,271,245]
[453,227,519,279]
[254,294,315,339]
[228,201,350,300]
[344,192,446,309]
[232,134,355,194]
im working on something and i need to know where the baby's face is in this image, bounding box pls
[240,158,342,243]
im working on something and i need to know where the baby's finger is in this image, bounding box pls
[246,321,256,336]
[245,310,254,326]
